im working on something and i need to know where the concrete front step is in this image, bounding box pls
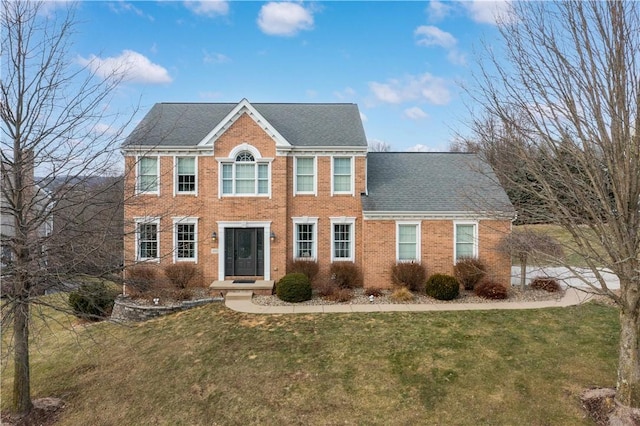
[210,280,274,296]
[224,290,254,301]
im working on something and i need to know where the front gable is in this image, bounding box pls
[197,99,291,150]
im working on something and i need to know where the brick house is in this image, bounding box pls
[122,99,514,293]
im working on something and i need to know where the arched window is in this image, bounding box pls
[221,150,269,196]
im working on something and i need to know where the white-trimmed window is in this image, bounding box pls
[294,157,316,195]
[397,222,421,262]
[332,157,353,195]
[136,218,160,261]
[137,157,159,194]
[454,222,478,261]
[331,217,356,261]
[292,217,318,260]
[176,157,196,194]
[174,218,198,262]
[221,151,269,196]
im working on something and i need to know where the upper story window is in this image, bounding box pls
[221,150,270,196]
[332,157,353,195]
[295,157,316,195]
[176,157,196,194]
[454,222,478,261]
[137,157,159,194]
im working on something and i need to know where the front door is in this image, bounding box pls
[225,228,264,276]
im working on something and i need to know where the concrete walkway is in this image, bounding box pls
[224,287,595,314]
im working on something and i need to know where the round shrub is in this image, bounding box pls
[69,281,118,321]
[474,280,509,300]
[391,261,427,292]
[276,273,312,303]
[530,277,561,293]
[425,274,460,301]
[454,258,487,291]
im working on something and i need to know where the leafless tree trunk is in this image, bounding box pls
[1,0,132,415]
[468,0,639,414]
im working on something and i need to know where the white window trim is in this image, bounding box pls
[292,217,319,260]
[173,217,198,263]
[134,217,160,262]
[331,156,355,196]
[330,217,356,262]
[174,156,198,196]
[453,221,478,262]
[218,144,272,198]
[136,156,160,195]
[293,156,317,196]
[396,221,421,262]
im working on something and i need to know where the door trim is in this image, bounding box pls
[217,221,272,281]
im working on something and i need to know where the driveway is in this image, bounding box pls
[511,266,620,290]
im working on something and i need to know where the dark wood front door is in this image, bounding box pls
[225,228,264,277]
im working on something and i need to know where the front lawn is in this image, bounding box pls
[1,294,618,425]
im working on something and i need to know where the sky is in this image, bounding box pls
[66,1,511,152]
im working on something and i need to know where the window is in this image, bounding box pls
[221,151,269,196]
[175,221,197,261]
[295,157,315,194]
[176,157,196,194]
[292,217,318,260]
[138,157,158,193]
[331,217,355,261]
[397,222,420,262]
[332,157,353,194]
[136,221,159,260]
[455,222,477,261]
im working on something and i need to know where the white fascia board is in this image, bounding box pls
[277,146,368,156]
[197,99,291,148]
[362,211,515,221]
[122,146,214,156]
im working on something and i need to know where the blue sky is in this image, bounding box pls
[68,1,510,152]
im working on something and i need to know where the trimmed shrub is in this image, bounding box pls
[530,277,562,293]
[390,287,414,302]
[475,280,509,300]
[69,281,118,321]
[330,262,363,289]
[164,263,200,289]
[454,258,487,291]
[425,274,460,301]
[126,265,158,294]
[364,287,386,297]
[324,288,353,302]
[391,262,427,292]
[276,273,312,303]
[287,259,320,283]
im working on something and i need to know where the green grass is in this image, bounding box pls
[2,294,619,425]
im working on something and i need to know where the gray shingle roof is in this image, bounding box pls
[123,102,368,148]
[362,153,514,214]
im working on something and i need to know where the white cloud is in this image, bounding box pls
[92,122,118,136]
[414,25,457,49]
[447,49,467,66]
[464,0,512,25]
[427,0,452,22]
[369,73,451,106]
[406,144,436,152]
[360,112,368,122]
[184,1,229,17]
[203,50,230,64]
[108,2,154,20]
[404,107,429,120]
[78,50,172,84]
[257,2,314,36]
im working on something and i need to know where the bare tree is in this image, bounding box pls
[367,140,392,152]
[469,0,639,417]
[1,1,131,415]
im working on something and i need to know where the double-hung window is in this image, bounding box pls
[454,222,478,261]
[331,217,355,262]
[136,219,159,261]
[176,157,196,194]
[295,157,315,195]
[292,217,318,260]
[221,151,269,196]
[397,222,420,262]
[332,157,353,195]
[174,218,198,262]
[137,157,158,194]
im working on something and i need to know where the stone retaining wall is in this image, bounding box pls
[111,296,223,322]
